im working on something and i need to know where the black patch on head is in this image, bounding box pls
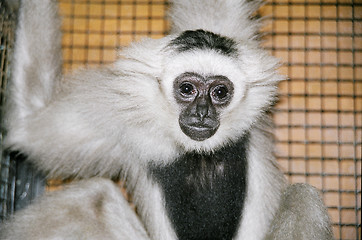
[169,29,238,57]
[149,134,249,240]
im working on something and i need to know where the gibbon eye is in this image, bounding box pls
[212,85,228,100]
[180,83,196,96]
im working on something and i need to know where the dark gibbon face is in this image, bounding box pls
[173,72,234,141]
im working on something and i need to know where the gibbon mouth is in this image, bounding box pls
[179,122,219,141]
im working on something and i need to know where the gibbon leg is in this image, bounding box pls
[0,178,150,240]
[265,183,333,240]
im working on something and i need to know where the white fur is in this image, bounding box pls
[0,178,149,240]
[7,0,62,121]
[236,120,286,239]
[169,0,263,41]
[265,183,334,240]
[2,0,333,239]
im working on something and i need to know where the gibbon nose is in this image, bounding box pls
[196,104,209,121]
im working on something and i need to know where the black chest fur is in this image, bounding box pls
[150,135,249,240]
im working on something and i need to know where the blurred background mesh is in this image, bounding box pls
[0,0,361,239]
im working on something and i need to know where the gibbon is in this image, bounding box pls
[1,0,333,239]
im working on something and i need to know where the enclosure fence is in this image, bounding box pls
[0,0,361,239]
[0,0,16,220]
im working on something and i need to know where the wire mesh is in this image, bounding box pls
[0,0,16,222]
[0,0,360,239]
[59,0,169,71]
[260,1,361,239]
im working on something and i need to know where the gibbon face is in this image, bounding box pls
[173,72,234,141]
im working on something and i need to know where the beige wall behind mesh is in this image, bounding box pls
[57,0,361,239]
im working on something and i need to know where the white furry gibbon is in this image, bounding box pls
[1,0,333,239]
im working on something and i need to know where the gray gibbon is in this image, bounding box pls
[1,0,333,239]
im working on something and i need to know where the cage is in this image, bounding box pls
[0,0,361,239]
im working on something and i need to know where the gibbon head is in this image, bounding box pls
[118,29,281,153]
[160,29,281,151]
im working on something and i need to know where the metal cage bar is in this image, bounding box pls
[0,0,17,221]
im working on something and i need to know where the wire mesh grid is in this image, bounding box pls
[259,1,361,239]
[60,0,169,70]
[0,0,16,221]
[0,0,361,239]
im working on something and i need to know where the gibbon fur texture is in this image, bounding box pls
[1,0,333,239]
